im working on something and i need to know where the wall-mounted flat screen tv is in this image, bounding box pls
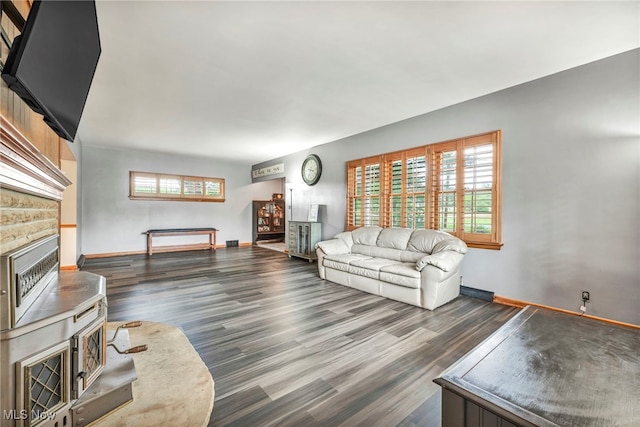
[2,0,101,142]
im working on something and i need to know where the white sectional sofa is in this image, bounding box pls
[315,226,468,310]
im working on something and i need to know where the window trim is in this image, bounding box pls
[346,131,502,250]
[129,171,225,202]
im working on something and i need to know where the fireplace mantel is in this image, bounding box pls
[1,115,72,201]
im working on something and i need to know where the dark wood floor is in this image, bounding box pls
[81,246,520,427]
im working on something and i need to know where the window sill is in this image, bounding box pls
[129,196,225,203]
[466,241,503,250]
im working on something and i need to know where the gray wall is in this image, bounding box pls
[80,146,281,255]
[254,49,640,325]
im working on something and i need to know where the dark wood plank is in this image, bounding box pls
[81,246,520,426]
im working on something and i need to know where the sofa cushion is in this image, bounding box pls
[351,226,382,246]
[432,239,468,255]
[350,257,401,272]
[345,265,381,280]
[323,254,371,272]
[407,229,458,254]
[416,252,459,272]
[379,263,421,289]
[376,227,413,250]
[352,244,424,263]
[333,231,354,250]
[380,262,421,278]
[316,239,350,255]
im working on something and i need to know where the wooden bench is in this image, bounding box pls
[143,228,217,256]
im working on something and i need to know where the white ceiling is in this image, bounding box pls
[77,1,640,164]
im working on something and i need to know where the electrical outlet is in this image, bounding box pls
[582,291,590,302]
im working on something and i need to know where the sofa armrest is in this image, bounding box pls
[315,238,351,255]
[416,251,464,272]
[333,231,354,251]
[432,238,468,255]
[316,238,349,280]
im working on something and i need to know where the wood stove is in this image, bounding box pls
[1,235,138,427]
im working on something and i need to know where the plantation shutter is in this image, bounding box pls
[130,172,157,196]
[383,148,428,228]
[183,178,204,197]
[158,174,181,196]
[205,180,223,198]
[404,149,427,229]
[460,133,501,244]
[347,156,383,230]
[129,171,225,202]
[428,141,457,233]
[345,130,502,249]
[383,153,403,228]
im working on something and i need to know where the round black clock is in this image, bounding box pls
[301,154,322,186]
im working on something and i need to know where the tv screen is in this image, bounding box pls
[2,0,101,142]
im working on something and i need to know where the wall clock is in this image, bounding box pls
[301,154,322,186]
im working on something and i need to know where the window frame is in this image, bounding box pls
[346,130,502,250]
[129,171,225,202]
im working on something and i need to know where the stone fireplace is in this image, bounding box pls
[1,117,139,427]
[1,236,108,426]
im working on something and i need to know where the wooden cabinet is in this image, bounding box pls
[288,221,321,262]
[252,200,285,243]
[1,3,62,167]
[435,306,640,427]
